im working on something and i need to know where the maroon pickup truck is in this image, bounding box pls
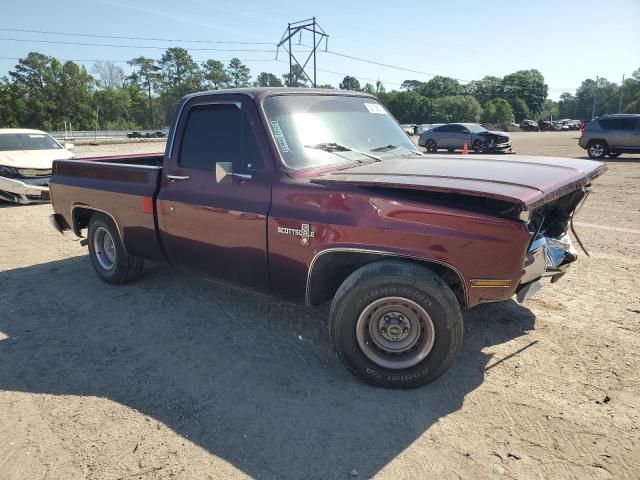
[49,88,606,389]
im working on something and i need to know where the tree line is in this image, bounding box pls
[0,48,638,131]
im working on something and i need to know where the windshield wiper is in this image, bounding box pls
[305,142,381,163]
[370,144,422,156]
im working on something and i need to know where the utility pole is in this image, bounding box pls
[277,18,329,87]
[618,73,625,113]
[591,76,598,120]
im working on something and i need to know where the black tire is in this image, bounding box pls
[587,140,608,159]
[472,140,484,153]
[425,139,437,153]
[330,260,463,389]
[608,152,621,158]
[87,213,144,285]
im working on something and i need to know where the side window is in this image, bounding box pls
[179,103,262,172]
[599,118,637,130]
[451,125,467,133]
[432,125,446,133]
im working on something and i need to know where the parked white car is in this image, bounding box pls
[0,129,74,204]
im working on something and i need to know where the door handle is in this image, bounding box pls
[167,175,190,182]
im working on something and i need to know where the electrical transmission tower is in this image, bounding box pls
[277,18,328,87]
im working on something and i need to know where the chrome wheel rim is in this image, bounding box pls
[589,144,604,157]
[94,226,116,271]
[426,140,436,152]
[356,296,435,370]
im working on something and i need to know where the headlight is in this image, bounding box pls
[0,165,19,177]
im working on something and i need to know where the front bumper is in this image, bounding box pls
[493,141,512,151]
[516,234,576,302]
[0,176,50,204]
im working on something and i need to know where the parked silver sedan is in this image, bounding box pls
[418,123,512,153]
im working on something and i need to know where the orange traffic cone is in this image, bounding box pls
[462,143,468,155]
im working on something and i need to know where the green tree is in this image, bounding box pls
[8,52,59,128]
[481,98,515,123]
[202,59,230,89]
[466,76,502,105]
[377,91,430,123]
[0,81,27,127]
[509,97,530,122]
[536,99,560,121]
[157,48,203,121]
[282,65,308,87]
[375,80,386,95]
[429,95,481,123]
[501,69,548,114]
[339,76,361,91]
[401,80,424,91]
[363,82,376,95]
[419,76,463,99]
[226,58,251,87]
[128,56,159,128]
[255,72,283,87]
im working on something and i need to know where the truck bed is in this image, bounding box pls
[50,153,165,261]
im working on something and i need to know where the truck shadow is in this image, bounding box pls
[0,257,535,479]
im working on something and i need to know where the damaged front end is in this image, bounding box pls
[516,187,590,302]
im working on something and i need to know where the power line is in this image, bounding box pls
[0,27,275,45]
[0,37,277,52]
[0,56,277,64]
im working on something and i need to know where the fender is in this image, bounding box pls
[305,246,468,307]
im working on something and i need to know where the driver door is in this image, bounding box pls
[158,95,273,291]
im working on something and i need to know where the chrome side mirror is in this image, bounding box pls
[215,162,252,184]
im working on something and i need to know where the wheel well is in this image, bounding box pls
[587,138,608,147]
[307,251,467,309]
[72,207,95,236]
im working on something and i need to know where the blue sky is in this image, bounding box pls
[1,0,638,99]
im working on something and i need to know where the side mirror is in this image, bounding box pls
[64,142,75,150]
[215,162,252,184]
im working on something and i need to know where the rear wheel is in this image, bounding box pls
[88,213,144,285]
[330,260,464,389]
[425,139,437,153]
[587,140,608,159]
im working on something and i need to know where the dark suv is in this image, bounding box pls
[579,114,640,159]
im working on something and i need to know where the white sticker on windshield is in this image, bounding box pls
[364,103,387,114]
[270,120,290,153]
[28,134,46,138]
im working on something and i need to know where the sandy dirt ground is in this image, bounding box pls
[1,131,639,479]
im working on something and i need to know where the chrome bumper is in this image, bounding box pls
[517,234,576,302]
[0,176,50,204]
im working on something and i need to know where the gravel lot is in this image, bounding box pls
[1,131,639,479]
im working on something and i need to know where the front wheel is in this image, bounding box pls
[330,261,464,389]
[425,139,437,153]
[88,213,144,285]
[472,140,485,153]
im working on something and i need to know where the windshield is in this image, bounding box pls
[0,133,62,151]
[263,95,418,170]
[466,124,488,134]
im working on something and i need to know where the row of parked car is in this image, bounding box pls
[519,119,584,132]
[126,131,167,139]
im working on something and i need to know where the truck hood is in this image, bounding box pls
[311,155,606,210]
[0,149,74,169]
